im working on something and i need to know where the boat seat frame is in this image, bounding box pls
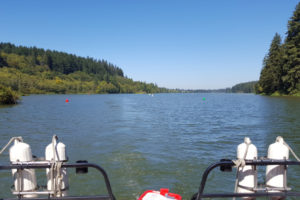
[195,159,300,200]
[0,162,115,200]
[2,159,300,200]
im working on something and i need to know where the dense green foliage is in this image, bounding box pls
[0,84,19,104]
[231,81,257,93]
[257,3,300,96]
[257,34,283,94]
[0,43,123,77]
[0,43,170,96]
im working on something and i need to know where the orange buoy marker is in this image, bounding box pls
[65,99,69,103]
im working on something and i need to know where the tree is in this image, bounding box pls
[282,2,300,94]
[0,54,7,67]
[257,33,283,94]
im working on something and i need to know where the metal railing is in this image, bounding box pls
[0,162,116,200]
[3,159,300,200]
[195,159,300,200]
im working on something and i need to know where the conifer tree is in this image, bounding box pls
[0,55,7,67]
[282,3,300,94]
[258,33,283,94]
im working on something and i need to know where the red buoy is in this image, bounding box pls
[65,99,69,103]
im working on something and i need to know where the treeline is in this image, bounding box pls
[232,81,257,93]
[0,43,123,77]
[175,81,257,94]
[0,43,170,99]
[256,3,300,96]
[176,88,231,93]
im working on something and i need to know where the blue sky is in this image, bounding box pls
[0,1,299,89]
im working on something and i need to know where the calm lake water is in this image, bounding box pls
[0,93,300,199]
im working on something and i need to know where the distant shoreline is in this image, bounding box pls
[3,92,300,106]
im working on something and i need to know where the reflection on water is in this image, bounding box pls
[0,94,299,199]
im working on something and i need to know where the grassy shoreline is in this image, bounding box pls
[0,85,19,105]
[258,91,300,97]
[1,87,299,105]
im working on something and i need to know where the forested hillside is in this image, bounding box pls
[256,3,300,96]
[231,81,257,93]
[0,43,170,97]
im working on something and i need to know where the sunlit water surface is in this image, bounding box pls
[0,94,299,199]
